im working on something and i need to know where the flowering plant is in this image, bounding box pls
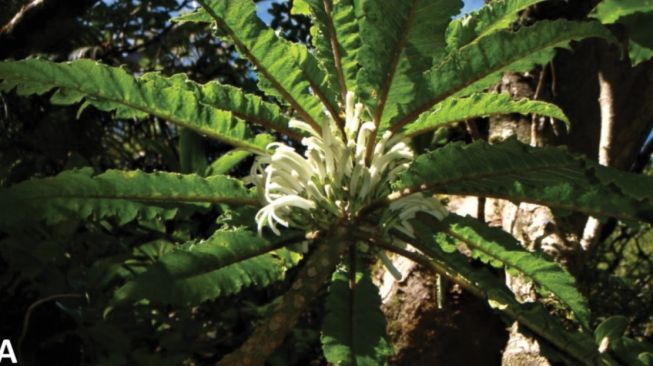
[251,92,446,239]
[1,0,652,365]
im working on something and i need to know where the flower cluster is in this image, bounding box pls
[249,92,447,236]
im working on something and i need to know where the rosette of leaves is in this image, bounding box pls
[1,0,652,365]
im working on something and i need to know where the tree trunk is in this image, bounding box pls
[378,31,653,366]
[496,38,653,365]
[378,254,509,365]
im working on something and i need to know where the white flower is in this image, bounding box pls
[387,193,448,238]
[249,92,447,236]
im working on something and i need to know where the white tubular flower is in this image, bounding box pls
[250,91,447,236]
[387,193,449,238]
[255,195,316,235]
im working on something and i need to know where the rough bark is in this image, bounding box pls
[376,41,653,366]
[502,323,551,366]
[364,0,653,363]
[496,38,653,366]
[379,261,508,366]
[378,197,508,365]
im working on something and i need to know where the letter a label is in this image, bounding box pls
[0,340,17,364]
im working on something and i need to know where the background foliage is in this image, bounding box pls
[0,1,315,364]
[0,0,652,365]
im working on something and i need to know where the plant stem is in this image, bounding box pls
[216,228,349,366]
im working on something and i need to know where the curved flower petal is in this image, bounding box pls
[250,93,447,237]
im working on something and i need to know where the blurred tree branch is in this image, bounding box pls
[0,0,98,59]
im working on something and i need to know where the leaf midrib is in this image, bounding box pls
[198,0,324,133]
[398,162,642,221]
[373,0,420,125]
[390,21,595,132]
[404,112,531,137]
[439,218,587,327]
[5,73,268,153]
[323,0,348,103]
[164,235,303,281]
[16,192,260,206]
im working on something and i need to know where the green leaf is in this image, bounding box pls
[405,222,609,366]
[391,19,614,129]
[629,37,653,66]
[446,0,547,50]
[170,7,212,24]
[436,214,590,328]
[140,71,300,140]
[592,1,653,66]
[356,0,462,129]
[640,352,653,366]
[292,0,311,15]
[402,92,569,137]
[594,316,653,366]
[397,138,653,223]
[113,229,303,305]
[591,0,653,24]
[0,168,256,229]
[321,265,392,366]
[594,316,629,344]
[205,149,252,176]
[622,11,653,65]
[197,0,335,130]
[299,0,360,100]
[0,59,273,152]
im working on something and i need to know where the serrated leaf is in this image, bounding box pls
[171,7,212,24]
[0,59,273,152]
[446,0,547,50]
[405,221,608,365]
[0,168,256,229]
[436,214,590,328]
[321,266,392,366]
[356,0,462,130]
[397,138,653,223]
[216,233,349,366]
[113,229,303,305]
[140,71,300,140]
[391,19,614,129]
[197,0,336,129]
[403,92,569,137]
[591,0,653,24]
[299,0,360,100]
